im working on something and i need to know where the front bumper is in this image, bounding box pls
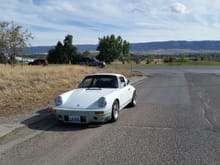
[54,108,111,124]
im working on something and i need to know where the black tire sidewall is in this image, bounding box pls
[111,100,119,122]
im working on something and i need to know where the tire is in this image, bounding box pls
[111,100,119,122]
[98,64,104,68]
[129,91,137,107]
[57,119,65,125]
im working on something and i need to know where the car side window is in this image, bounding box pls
[119,77,126,88]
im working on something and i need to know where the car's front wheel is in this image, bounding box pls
[129,91,137,107]
[111,100,119,122]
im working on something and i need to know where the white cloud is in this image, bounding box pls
[170,2,189,14]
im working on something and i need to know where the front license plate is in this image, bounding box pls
[69,116,81,123]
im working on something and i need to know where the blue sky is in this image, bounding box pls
[1,0,220,46]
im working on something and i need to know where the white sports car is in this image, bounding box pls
[53,73,136,123]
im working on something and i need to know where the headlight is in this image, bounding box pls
[98,97,107,107]
[55,96,63,106]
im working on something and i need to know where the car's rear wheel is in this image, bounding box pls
[129,91,137,107]
[98,64,104,68]
[111,100,119,122]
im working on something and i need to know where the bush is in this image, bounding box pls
[146,55,154,64]
[133,57,141,64]
[177,56,189,63]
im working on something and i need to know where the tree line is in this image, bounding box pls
[47,34,130,64]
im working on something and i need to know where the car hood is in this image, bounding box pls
[60,88,116,109]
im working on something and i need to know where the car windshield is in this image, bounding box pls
[78,75,118,88]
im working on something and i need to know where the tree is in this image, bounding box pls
[47,41,64,64]
[0,53,7,64]
[0,21,33,64]
[133,56,141,64]
[96,34,130,64]
[63,35,77,64]
[120,40,130,64]
[122,40,130,56]
[164,56,174,63]
[178,56,188,63]
[0,22,8,53]
[146,55,154,64]
[200,55,208,61]
[47,35,77,64]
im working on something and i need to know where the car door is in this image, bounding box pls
[118,76,132,108]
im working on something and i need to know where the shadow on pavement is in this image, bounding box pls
[21,108,103,132]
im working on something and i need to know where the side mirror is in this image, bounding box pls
[127,80,130,84]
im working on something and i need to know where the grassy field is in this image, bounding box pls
[109,61,220,67]
[0,64,142,117]
[163,61,220,66]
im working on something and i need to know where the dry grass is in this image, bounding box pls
[0,64,142,117]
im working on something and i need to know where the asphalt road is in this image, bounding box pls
[1,66,220,165]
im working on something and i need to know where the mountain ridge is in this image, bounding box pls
[23,40,220,54]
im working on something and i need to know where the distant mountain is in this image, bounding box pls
[23,41,220,55]
[22,45,98,55]
[130,41,220,52]
[23,46,54,55]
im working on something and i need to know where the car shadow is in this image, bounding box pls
[21,108,103,132]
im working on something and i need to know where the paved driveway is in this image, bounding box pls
[1,66,220,165]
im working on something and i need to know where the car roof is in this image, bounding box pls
[86,73,124,78]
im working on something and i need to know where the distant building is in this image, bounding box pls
[15,57,34,62]
[153,59,164,64]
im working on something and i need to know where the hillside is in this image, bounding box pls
[22,44,98,54]
[130,41,220,51]
[23,40,220,54]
